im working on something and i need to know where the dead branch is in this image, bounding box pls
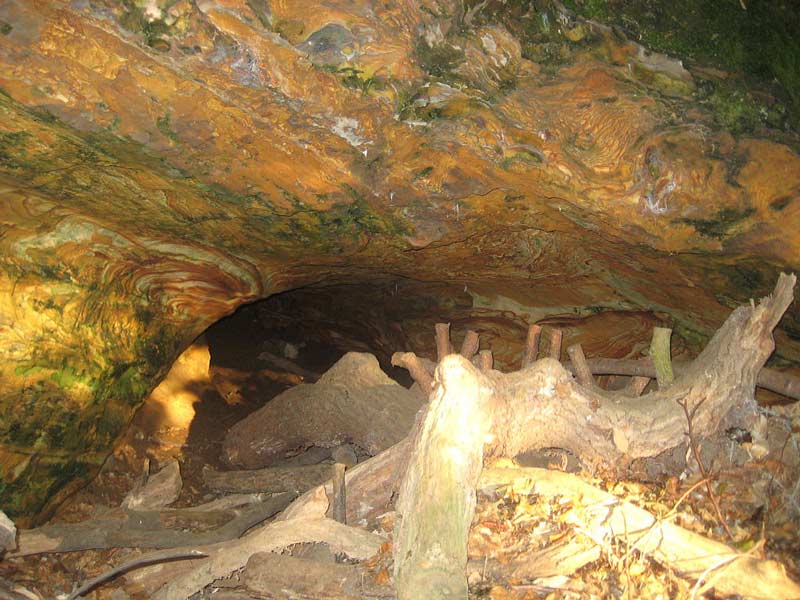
[141,518,386,599]
[13,493,295,556]
[203,464,332,494]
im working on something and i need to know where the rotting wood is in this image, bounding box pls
[521,324,542,369]
[203,463,332,494]
[547,328,563,360]
[13,492,295,556]
[394,356,494,600]
[479,467,800,600]
[435,322,452,361]
[650,327,674,386]
[460,330,480,359]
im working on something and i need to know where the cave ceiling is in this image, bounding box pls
[0,0,799,518]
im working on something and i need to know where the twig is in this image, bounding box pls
[435,323,452,362]
[678,397,735,541]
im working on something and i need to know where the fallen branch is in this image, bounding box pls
[479,467,800,599]
[138,518,386,599]
[203,463,332,494]
[14,492,294,556]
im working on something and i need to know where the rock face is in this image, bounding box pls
[0,0,798,519]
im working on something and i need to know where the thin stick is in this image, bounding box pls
[479,350,493,372]
[678,397,734,541]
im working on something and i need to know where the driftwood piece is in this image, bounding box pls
[203,464,332,494]
[242,552,393,599]
[13,492,295,556]
[480,467,800,599]
[496,274,797,465]
[521,324,542,368]
[394,356,494,599]
[223,353,423,468]
[141,518,386,599]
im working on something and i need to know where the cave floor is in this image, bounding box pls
[2,314,800,599]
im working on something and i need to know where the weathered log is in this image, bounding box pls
[203,464,332,494]
[13,492,295,556]
[625,375,651,396]
[480,467,800,599]
[223,353,423,468]
[394,356,494,599]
